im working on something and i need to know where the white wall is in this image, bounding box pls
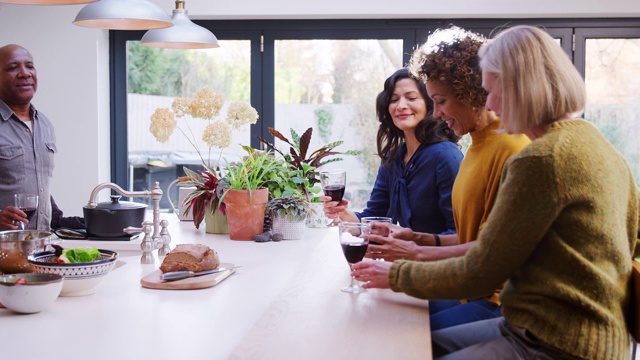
[0,0,639,216]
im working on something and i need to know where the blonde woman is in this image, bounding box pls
[353,25,639,359]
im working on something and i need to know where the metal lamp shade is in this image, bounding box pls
[0,0,96,4]
[73,0,173,30]
[141,8,219,49]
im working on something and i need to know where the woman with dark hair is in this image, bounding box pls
[322,68,462,234]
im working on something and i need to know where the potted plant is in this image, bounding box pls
[219,146,281,240]
[265,195,311,240]
[149,86,259,234]
[258,127,360,228]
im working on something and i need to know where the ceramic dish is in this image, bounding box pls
[27,249,118,297]
[0,273,63,313]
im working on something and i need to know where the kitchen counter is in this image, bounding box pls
[0,214,431,360]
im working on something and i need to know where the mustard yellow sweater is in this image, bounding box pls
[452,119,530,246]
[390,120,640,359]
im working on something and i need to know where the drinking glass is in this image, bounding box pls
[320,169,346,226]
[14,194,38,230]
[361,217,392,260]
[338,222,370,293]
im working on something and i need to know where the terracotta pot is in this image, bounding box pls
[224,188,269,240]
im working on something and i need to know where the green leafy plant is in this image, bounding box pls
[178,165,227,229]
[257,127,361,190]
[265,195,310,222]
[219,146,280,202]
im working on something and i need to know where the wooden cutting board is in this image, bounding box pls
[140,262,236,290]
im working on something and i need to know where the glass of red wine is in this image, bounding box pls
[338,222,370,293]
[320,169,346,226]
[14,194,38,230]
[361,216,392,259]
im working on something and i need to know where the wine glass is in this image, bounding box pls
[14,194,38,230]
[361,216,392,260]
[320,169,346,226]
[338,222,370,293]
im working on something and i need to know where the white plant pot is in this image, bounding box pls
[272,216,307,240]
[306,203,328,228]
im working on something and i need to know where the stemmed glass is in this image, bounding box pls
[361,216,392,260]
[320,169,346,226]
[338,222,370,293]
[14,194,38,230]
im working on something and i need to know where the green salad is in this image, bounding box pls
[53,246,101,264]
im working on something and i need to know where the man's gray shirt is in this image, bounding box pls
[0,99,56,230]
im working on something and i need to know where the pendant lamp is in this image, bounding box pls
[0,0,95,4]
[73,0,173,30]
[140,1,219,49]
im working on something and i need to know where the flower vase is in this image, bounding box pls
[306,202,328,228]
[224,188,269,240]
[205,210,229,234]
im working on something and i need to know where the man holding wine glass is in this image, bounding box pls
[0,44,56,231]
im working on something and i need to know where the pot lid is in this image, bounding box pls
[85,195,148,210]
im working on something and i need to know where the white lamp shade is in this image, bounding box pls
[141,8,219,49]
[0,0,96,3]
[73,0,173,30]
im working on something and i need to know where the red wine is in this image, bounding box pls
[323,184,345,202]
[20,207,36,219]
[341,243,368,264]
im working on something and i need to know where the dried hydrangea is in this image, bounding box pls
[190,87,224,120]
[149,108,176,143]
[171,97,191,118]
[226,101,259,129]
[202,120,233,149]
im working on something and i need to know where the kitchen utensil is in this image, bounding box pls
[83,195,147,238]
[140,262,236,290]
[0,273,63,314]
[0,230,54,274]
[161,265,240,281]
[28,249,118,297]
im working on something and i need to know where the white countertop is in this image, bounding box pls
[0,214,431,360]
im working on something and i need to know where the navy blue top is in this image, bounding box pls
[356,141,462,234]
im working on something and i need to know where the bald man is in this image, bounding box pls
[0,44,56,230]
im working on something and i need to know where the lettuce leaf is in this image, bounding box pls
[62,248,101,263]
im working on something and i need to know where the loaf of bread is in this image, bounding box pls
[159,244,220,273]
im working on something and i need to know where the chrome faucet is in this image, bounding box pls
[86,181,169,264]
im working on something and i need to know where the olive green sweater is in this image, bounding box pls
[390,120,640,359]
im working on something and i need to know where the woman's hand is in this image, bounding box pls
[320,195,351,221]
[388,225,416,241]
[351,260,393,289]
[365,234,421,261]
[0,206,27,230]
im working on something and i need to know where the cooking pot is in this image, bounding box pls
[0,230,53,274]
[83,195,147,238]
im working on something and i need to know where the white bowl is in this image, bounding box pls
[27,249,118,297]
[0,273,63,313]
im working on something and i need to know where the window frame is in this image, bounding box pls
[110,18,640,189]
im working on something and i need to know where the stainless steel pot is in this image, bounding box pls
[0,230,53,274]
[83,195,147,238]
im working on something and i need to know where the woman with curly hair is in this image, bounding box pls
[355,27,530,331]
[322,68,463,234]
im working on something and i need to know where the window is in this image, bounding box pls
[111,19,640,212]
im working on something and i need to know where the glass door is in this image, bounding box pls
[263,30,411,211]
[574,28,640,186]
